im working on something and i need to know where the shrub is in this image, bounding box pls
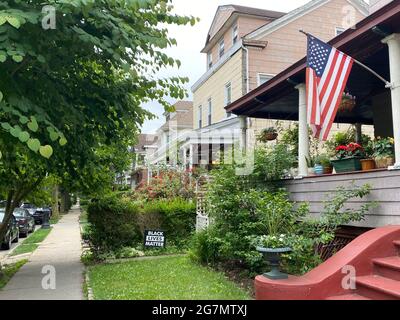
[141,198,196,244]
[87,195,141,255]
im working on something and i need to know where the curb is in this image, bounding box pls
[85,270,94,300]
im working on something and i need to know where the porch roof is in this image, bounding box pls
[225,1,400,125]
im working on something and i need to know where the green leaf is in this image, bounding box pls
[12,55,23,63]
[10,125,21,138]
[18,131,30,143]
[1,122,11,130]
[39,145,53,159]
[59,137,67,146]
[0,16,6,26]
[27,117,38,132]
[7,16,20,29]
[0,54,6,63]
[0,150,2,159]
[49,131,58,141]
[37,55,46,63]
[27,138,40,152]
[19,116,29,124]
[0,91,2,102]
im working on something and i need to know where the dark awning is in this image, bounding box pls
[226,1,400,125]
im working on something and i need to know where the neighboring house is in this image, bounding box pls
[147,101,193,166]
[132,101,194,187]
[186,0,369,168]
[131,134,158,188]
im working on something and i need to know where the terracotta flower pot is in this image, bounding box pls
[360,159,376,171]
[375,157,395,169]
[323,165,333,175]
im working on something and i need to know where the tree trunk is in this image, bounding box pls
[51,185,60,219]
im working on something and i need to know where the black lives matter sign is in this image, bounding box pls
[144,230,166,248]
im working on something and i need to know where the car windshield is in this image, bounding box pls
[13,209,26,217]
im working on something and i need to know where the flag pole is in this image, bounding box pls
[299,30,392,88]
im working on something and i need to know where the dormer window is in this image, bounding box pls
[219,39,225,58]
[207,52,213,69]
[232,24,238,44]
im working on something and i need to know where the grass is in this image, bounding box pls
[87,256,251,300]
[10,228,52,257]
[50,215,61,225]
[0,260,28,289]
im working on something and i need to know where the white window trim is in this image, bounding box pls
[219,38,225,58]
[198,105,203,129]
[225,82,232,106]
[257,73,275,86]
[207,52,212,70]
[207,98,212,126]
[232,24,238,45]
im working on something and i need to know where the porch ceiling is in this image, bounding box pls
[226,1,400,125]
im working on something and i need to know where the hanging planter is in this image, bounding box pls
[338,93,356,113]
[258,127,278,143]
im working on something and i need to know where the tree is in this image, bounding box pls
[0,0,196,240]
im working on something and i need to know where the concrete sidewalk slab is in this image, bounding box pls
[0,207,84,300]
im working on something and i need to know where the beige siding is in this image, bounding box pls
[209,8,234,41]
[193,50,243,129]
[248,0,366,91]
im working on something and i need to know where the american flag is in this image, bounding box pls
[306,34,354,141]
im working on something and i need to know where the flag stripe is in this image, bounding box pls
[306,34,354,141]
[320,57,354,141]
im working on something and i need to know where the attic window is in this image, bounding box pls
[232,24,238,44]
[219,39,225,58]
[335,27,345,36]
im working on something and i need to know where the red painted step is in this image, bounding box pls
[373,256,400,281]
[326,294,370,300]
[356,275,400,300]
[394,240,400,251]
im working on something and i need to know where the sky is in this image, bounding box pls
[139,0,322,134]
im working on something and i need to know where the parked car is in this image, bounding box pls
[0,200,6,208]
[20,203,37,215]
[13,208,35,237]
[0,209,19,250]
[32,207,51,225]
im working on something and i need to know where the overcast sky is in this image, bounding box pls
[139,0,326,134]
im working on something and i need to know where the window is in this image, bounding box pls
[198,105,202,128]
[335,27,345,36]
[207,98,212,126]
[258,73,274,86]
[219,39,225,58]
[232,24,238,44]
[225,82,232,118]
[207,52,213,69]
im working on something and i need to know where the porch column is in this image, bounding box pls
[383,34,400,169]
[189,144,194,170]
[182,147,187,169]
[239,116,248,152]
[296,83,309,177]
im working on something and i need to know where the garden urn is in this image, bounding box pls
[257,246,292,280]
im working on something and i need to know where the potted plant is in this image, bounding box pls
[314,154,332,175]
[306,156,316,176]
[256,234,292,280]
[360,140,376,171]
[258,127,278,142]
[331,142,364,173]
[338,93,356,113]
[373,137,395,168]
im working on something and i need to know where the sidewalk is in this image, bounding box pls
[0,206,84,300]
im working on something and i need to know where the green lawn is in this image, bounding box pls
[10,228,52,256]
[88,256,251,300]
[0,260,27,289]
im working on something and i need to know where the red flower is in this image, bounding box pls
[336,145,348,151]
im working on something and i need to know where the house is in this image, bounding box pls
[184,0,370,169]
[226,0,400,229]
[225,0,400,300]
[147,101,193,167]
[131,134,158,188]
